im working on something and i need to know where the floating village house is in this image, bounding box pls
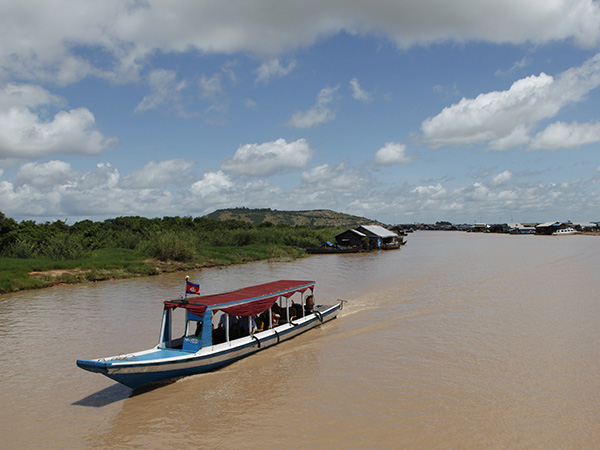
[572,222,599,231]
[506,223,536,234]
[470,223,491,232]
[355,225,402,249]
[535,221,574,235]
[333,225,403,250]
[334,228,367,248]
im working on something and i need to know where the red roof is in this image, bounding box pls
[164,280,315,317]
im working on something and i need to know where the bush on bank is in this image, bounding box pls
[0,212,344,293]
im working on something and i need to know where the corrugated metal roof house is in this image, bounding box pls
[355,225,400,249]
[506,223,536,234]
[535,222,567,235]
[572,222,599,231]
[355,225,397,238]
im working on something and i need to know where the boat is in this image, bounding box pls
[306,245,360,254]
[381,237,405,250]
[306,240,360,254]
[77,279,342,390]
[552,227,577,235]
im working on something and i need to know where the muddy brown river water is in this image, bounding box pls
[0,231,598,449]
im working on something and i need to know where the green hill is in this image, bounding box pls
[204,208,378,227]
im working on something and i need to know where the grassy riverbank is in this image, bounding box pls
[0,213,343,294]
[0,244,308,294]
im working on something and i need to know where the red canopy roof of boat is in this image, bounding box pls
[164,280,315,317]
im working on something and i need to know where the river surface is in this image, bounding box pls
[1,231,599,449]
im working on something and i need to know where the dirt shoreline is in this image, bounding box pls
[26,259,217,289]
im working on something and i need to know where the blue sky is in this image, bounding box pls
[1,1,599,225]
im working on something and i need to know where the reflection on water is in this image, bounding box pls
[1,232,599,449]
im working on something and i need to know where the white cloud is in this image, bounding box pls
[221,138,314,176]
[0,181,61,217]
[350,78,372,101]
[530,121,600,150]
[190,175,286,211]
[421,72,556,148]
[463,182,491,202]
[286,106,335,129]
[238,178,285,206]
[432,83,459,98]
[190,170,234,199]
[2,1,600,85]
[395,176,599,223]
[0,2,118,84]
[199,73,224,100]
[13,160,77,191]
[0,83,119,159]
[1,159,200,219]
[0,155,597,225]
[411,183,447,199]
[0,161,122,218]
[374,142,414,165]
[495,55,532,77]
[490,170,513,187]
[195,63,240,122]
[78,163,120,190]
[244,98,258,109]
[135,69,188,114]
[422,53,600,151]
[0,106,119,159]
[287,86,339,128]
[299,162,367,192]
[121,159,196,188]
[487,125,532,151]
[0,83,64,109]
[256,58,297,83]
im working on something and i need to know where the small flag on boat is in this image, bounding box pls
[186,280,200,295]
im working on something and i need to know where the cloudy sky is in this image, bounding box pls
[1,1,600,224]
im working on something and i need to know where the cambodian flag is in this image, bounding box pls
[186,281,200,295]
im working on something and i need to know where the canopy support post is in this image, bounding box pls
[200,310,213,348]
[225,313,230,343]
[159,308,172,347]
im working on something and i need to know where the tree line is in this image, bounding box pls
[0,212,343,262]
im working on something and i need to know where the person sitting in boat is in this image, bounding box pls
[271,304,282,326]
[288,306,297,321]
[240,315,257,336]
[259,310,270,329]
[254,317,264,333]
[272,313,280,327]
[194,320,203,337]
[218,313,240,340]
[292,302,303,318]
[304,295,314,314]
[219,313,237,329]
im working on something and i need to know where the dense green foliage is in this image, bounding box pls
[205,207,376,227]
[0,212,345,293]
[0,213,343,260]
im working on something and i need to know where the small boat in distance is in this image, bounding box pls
[306,241,360,254]
[552,227,577,235]
[77,279,342,390]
